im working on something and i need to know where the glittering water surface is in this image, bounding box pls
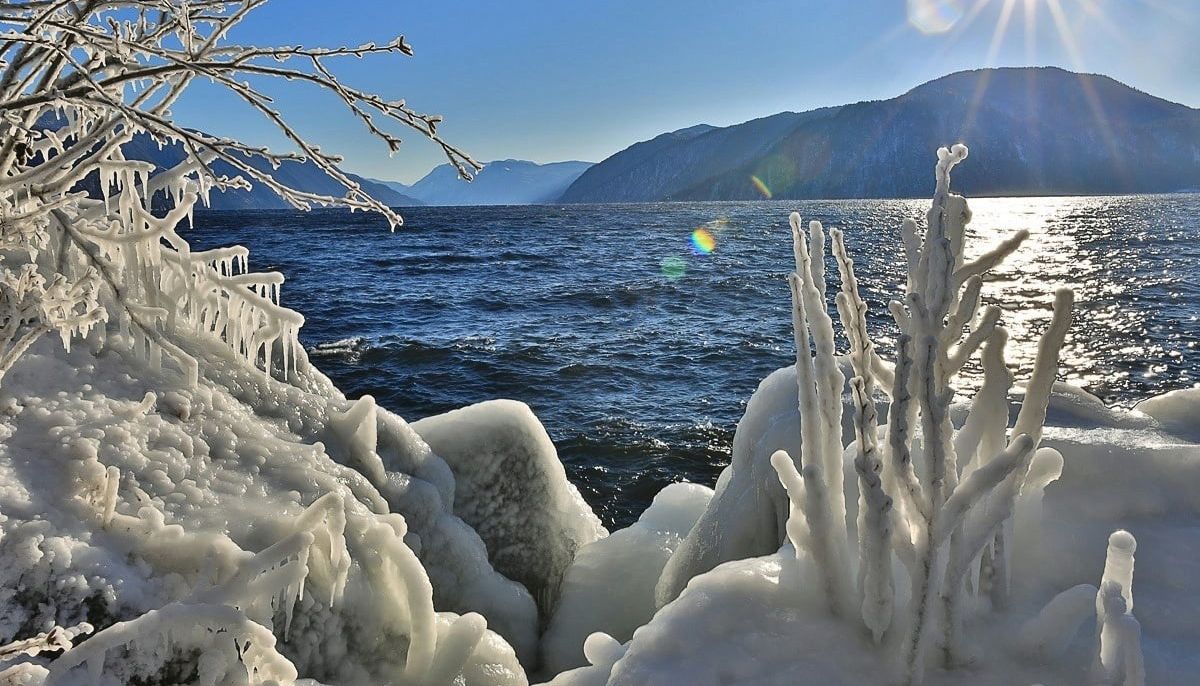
[186,195,1200,527]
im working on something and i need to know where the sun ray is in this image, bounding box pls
[986,0,1018,65]
[1045,0,1125,172]
[1022,0,1039,63]
[1045,0,1084,68]
[1072,0,1126,47]
[955,0,1016,143]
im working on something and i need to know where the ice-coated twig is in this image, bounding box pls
[831,227,897,640]
[45,603,298,685]
[954,230,1029,287]
[1013,289,1076,447]
[850,378,895,643]
[0,622,93,663]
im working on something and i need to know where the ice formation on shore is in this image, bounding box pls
[0,9,1195,676]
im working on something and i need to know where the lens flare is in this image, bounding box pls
[690,228,717,254]
[907,0,964,34]
[749,175,772,199]
[660,256,686,280]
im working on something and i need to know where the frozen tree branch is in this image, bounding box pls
[0,0,478,386]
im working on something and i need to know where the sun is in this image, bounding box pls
[907,0,1103,66]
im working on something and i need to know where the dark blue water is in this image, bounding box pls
[186,196,1200,527]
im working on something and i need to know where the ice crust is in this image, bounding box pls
[0,330,552,684]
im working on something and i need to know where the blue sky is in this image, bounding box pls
[172,1,1200,184]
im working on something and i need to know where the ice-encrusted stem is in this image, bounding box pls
[832,227,896,641]
[1013,289,1076,447]
[901,145,972,684]
[771,450,812,554]
[1096,530,1138,680]
[990,289,1074,608]
[46,604,299,685]
[886,331,929,526]
[787,212,853,616]
[850,378,895,643]
[795,218,851,561]
[0,623,93,663]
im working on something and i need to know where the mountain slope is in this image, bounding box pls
[364,177,417,199]
[403,159,593,206]
[562,67,1200,201]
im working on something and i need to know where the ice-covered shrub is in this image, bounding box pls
[0,0,480,387]
[771,145,1075,684]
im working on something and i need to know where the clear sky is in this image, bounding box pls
[172,1,1200,184]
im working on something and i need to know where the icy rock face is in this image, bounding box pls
[413,400,607,621]
[541,482,712,675]
[0,334,531,685]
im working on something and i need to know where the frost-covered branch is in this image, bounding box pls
[0,622,92,663]
[0,0,478,386]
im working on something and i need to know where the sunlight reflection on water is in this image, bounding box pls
[961,196,1193,396]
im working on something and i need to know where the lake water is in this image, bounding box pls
[186,195,1200,527]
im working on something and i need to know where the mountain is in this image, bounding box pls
[561,67,1200,202]
[364,177,416,199]
[401,159,593,206]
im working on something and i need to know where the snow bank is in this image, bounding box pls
[1133,386,1200,441]
[540,381,1200,686]
[541,483,711,675]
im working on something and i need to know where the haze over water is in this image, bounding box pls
[189,194,1200,527]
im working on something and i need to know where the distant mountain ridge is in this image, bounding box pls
[395,159,593,206]
[561,67,1200,202]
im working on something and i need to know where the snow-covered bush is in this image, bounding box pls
[0,0,479,387]
[770,145,1075,684]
